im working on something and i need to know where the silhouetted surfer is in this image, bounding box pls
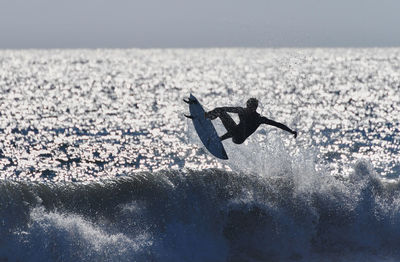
[205,98,297,144]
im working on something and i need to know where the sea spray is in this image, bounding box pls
[0,163,399,261]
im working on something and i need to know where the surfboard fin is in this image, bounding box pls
[183,98,197,104]
[184,114,195,119]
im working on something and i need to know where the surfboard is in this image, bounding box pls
[184,94,228,160]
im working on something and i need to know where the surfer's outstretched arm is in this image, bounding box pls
[261,117,297,138]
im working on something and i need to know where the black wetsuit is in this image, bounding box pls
[206,107,296,144]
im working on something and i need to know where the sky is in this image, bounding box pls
[1,0,400,48]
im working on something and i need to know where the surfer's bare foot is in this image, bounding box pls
[205,111,217,120]
[205,112,213,119]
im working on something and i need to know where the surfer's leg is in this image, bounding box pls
[217,111,238,141]
[220,132,232,141]
[218,111,237,132]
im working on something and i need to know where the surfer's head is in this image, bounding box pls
[246,98,258,111]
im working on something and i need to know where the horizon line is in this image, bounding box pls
[1,45,400,51]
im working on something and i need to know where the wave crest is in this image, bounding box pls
[1,165,400,261]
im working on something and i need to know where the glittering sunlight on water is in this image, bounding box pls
[0,48,399,181]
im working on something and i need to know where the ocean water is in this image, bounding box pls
[0,48,399,261]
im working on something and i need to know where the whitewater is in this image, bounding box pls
[0,48,399,261]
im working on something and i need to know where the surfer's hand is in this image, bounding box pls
[293,131,297,139]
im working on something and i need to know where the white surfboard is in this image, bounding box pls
[184,94,228,160]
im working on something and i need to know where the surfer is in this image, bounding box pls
[205,98,297,144]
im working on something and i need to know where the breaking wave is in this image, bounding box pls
[1,161,400,262]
